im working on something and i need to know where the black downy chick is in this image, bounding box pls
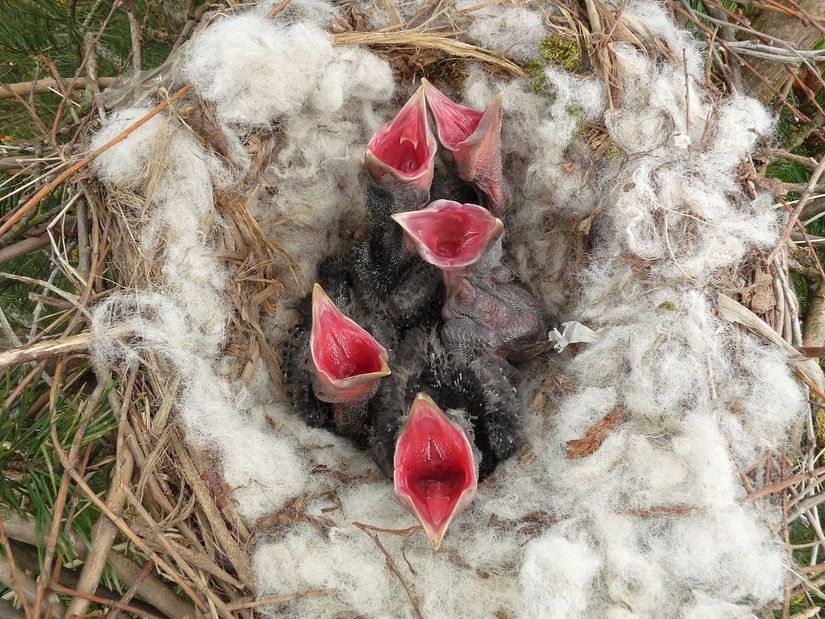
[356,84,446,333]
[350,184,444,333]
[281,84,447,442]
[370,328,521,549]
[392,200,549,364]
[281,266,392,444]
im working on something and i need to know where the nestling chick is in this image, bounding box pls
[363,85,435,211]
[371,329,521,548]
[393,200,548,363]
[422,79,506,216]
[281,280,391,442]
[350,184,444,334]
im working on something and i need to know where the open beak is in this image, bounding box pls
[422,79,505,215]
[364,86,437,194]
[394,393,478,549]
[310,284,390,405]
[391,200,503,270]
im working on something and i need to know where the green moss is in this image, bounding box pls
[816,408,825,445]
[539,36,581,72]
[604,142,621,161]
[524,60,547,94]
[658,300,679,311]
[525,60,543,76]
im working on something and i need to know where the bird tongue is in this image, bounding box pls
[394,393,478,549]
[310,284,390,405]
[422,80,505,215]
[391,200,503,270]
[364,86,436,193]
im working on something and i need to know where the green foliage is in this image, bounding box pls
[1,364,118,557]
[0,0,174,137]
[0,251,52,331]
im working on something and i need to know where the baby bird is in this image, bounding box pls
[282,278,391,443]
[356,87,445,333]
[392,200,549,363]
[370,329,521,548]
[350,184,444,334]
[422,79,506,216]
[363,84,436,212]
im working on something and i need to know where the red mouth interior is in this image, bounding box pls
[426,85,483,150]
[313,308,384,380]
[369,94,431,176]
[401,203,498,265]
[395,402,474,529]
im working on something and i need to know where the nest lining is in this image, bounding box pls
[86,1,814,617]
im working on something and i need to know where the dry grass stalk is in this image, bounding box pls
[354,522,424,619]
[333,30,525,77]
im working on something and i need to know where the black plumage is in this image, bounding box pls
[280,256,394,446]
[370,329,522,481]
[429,152,483,207]
[350,184,444,334]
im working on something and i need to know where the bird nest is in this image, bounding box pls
[3,0,825,617]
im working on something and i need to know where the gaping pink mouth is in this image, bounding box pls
[422,79,505,214]
[394,393,478,549]
[422,78,485,151]
[365,86,437,191]
[310,284,390,404]
[391,200,503,270]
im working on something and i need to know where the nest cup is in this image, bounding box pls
[85,1,814,617]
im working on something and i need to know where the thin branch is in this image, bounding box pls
[0,77,118,100]
[768,156,825,263]
[48,413,208,612]
[0,83,192,239]
[225,590,334,612]
[0,517,33,618]
[65,372,136,619]
[105,559,155,619]
[353,522,424,619]
[0,331,97,370]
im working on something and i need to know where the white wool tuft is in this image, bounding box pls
[220,426,307,521]
[183,16,334,125]
[89,2,807,616]
[518,533,602,618]
[90,105,163,185]
[465,7,548,63]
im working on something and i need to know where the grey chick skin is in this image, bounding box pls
[391,200,550,365]
[441,242,549,364]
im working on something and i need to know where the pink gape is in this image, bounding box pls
[393,200,547,362]
[394,393,478,549]
[422,79,505,215]
[309,284,390,407]
[364,86,437,195]
[391,200,503,270]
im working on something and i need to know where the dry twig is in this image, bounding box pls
[354,522,424,619]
